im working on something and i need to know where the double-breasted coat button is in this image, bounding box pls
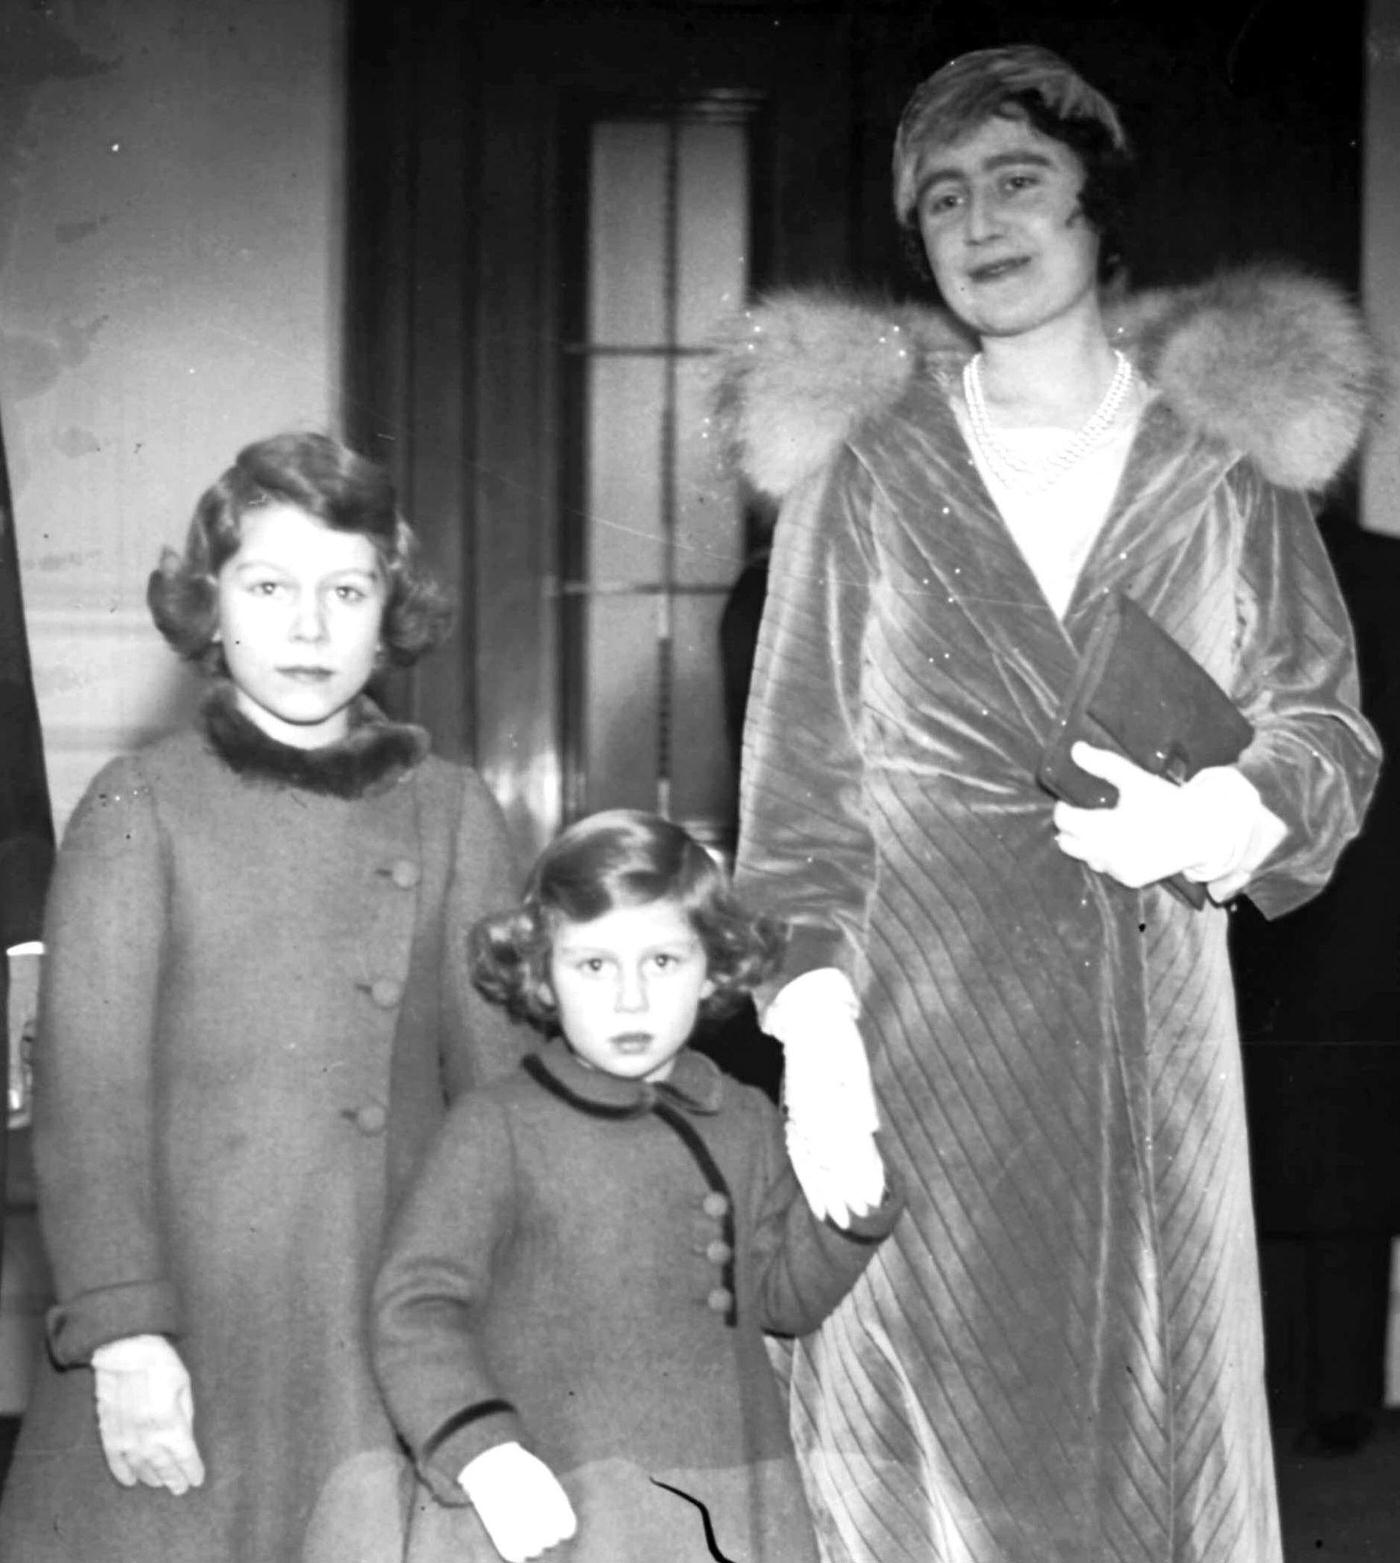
[706,1287,734,1314]
[354,1104,388,1135]
[701,1192,729,1219]
[705,1240,733,1265]
[370,978,404,1009]
[389,859,421,889]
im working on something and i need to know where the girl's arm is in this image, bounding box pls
[1228,472,1381,917]
[734,451,881,1000]
[375,1094,576,1557]
[371,1091,526,1503]
[35,754,181,1362]
[34,754,204,1495]
[440,771,531,1098]
[741,1089,901,1339]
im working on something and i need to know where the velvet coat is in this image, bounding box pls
[0,694,527,1563]
[371,1043,902,1563]
[716,272,1383,1563]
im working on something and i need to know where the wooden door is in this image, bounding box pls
[348,0,862,858]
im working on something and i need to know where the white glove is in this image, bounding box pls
[763,969,886,1227]
[457,1441,577,1562]
[91,1334,205,1495]
[784,1117,887,1230]
[1052,746,1287,902]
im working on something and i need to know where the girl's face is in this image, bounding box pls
[543,898,714,1083]
[912,112,1100,343]
[215,503,386,750]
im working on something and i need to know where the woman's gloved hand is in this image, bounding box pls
[762,968,886,1228]
[457,1441,578,1562]
[91,1333,205,1495]
[1052,745,1287,901]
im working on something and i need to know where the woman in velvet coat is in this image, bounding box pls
[0,433,527,1562]
[716,47,1381,1563]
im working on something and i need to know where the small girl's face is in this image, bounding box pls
[215,502,387,750]
[543,898,714,1083]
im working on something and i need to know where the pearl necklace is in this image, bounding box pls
[962,348,1135,495]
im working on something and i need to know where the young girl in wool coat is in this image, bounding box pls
[371,809,901,1563]
[0,432,528,1563]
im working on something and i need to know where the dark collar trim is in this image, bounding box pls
[200,683,429,798]
[522,1054,642,1119]
[521,1045,724,1117]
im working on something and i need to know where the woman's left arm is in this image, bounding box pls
[1227,472,1381,918]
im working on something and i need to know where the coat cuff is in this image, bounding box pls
[45,1279,182,1366]
[418,1398,526,1506]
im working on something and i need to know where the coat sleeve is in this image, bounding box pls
[735,450,882,998]
[1227,468,1381,919]
[440,770,531,1097]
[740,1087,901,1338]
[372,1091,527,1505]
[34,754,182,1363]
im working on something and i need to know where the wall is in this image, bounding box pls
[0,0,344,1412]
[1364,0,1400,539]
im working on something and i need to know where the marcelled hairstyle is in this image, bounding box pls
[893,44,1135,288]
[147,430,454,675]
[470,809,787,1031]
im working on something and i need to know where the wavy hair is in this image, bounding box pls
[470,809,787,1032]
[147,430,454,674]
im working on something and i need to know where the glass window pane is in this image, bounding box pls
[667,592,736,827]
[586,356,664,581]
[589,122,666,345]
[584,595,661,814]
[675,357,746,587]
[677,121,748,346]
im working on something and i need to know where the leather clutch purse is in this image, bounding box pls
[1037,591,1255,909]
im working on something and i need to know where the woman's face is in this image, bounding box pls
[911,112,1101,343]
[215,503,386,749]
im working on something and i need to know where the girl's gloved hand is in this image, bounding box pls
[762,969,886,1228]
[457,1442,577,1562]
[91,1333,205,1495]
[784,1117,887,1230]
[1052,746,1287,901]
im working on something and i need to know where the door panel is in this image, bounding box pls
[469,5,856,856]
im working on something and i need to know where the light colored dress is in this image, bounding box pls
[718,271,1380,1563]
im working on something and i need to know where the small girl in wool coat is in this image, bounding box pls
[0,432,527,1563]
[371,809,901,1563]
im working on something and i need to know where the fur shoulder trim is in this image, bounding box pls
[711,268,1385,497]
[201,685,430,797]
[709,289,970,499]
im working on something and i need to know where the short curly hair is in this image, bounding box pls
[147,430,454,674]
[470,809,787,1032]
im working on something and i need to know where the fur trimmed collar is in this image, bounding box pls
[712,267,1385,497]
[201,684,430,798]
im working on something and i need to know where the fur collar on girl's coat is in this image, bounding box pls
[711,267,1387,499]
[201,682,429,798]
